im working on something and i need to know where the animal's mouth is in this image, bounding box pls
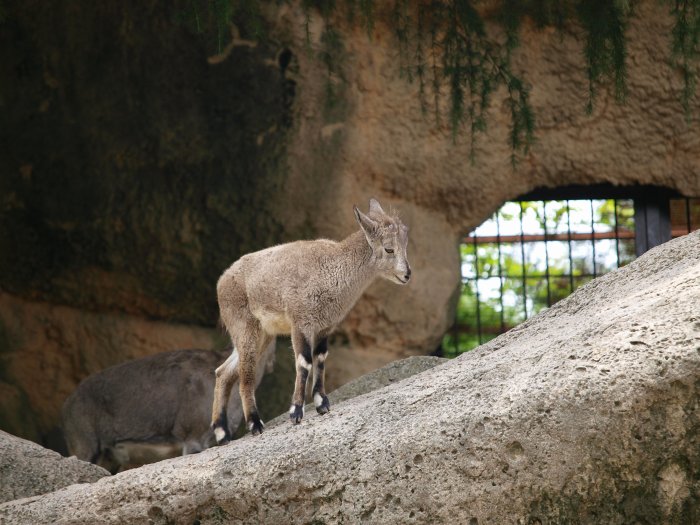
[393,275,409,284]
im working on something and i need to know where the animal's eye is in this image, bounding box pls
[384,247,394,254]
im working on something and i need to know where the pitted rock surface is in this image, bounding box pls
[266,355,448,428]
[0,430,108,504]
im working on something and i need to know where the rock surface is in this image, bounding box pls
[1,232,697,524]
[0,430,108,504]
[324,356,447,406]
[266,356,448,428]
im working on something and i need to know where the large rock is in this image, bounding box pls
[1,232,697,524]
[0,430,108,504]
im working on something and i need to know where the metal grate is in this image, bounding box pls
[443,196,699,357]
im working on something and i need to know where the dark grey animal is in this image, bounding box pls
[62,344,274,473]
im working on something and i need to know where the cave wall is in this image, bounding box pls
[0,1,299,324]
[2,0,700,445]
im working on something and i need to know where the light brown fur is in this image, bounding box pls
[211,199,410,438]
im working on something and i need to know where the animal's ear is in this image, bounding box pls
[368,198,385,216]
[354,205,378,239]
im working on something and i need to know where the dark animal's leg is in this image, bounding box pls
[97,448,122,475]
[183,440,203,455]
[289,328,312,424]
[211,350,239,444]
[312,337,330,415]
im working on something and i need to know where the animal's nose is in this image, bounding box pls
[404,268,411,281]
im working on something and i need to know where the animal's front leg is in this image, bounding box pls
[289,328,312,424]
[312,337,330,414]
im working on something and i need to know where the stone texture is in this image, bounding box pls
[1,231,697,524]
[325,355,448,406]
[0,2,293,325]
[0,429,108,504]
[267,355,447,428]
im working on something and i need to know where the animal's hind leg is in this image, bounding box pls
[211,350,239,445]
[236,320,270,435]
[289,327,312,424]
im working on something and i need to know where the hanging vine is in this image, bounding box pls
[176,0,700,162]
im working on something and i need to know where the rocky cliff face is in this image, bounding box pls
[1,226,697,525]
[1,2,294,324]
[2,1,700,444]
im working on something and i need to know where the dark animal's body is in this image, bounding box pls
[62,346,272,473]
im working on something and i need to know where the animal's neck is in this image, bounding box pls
[342,229,373,267]
[335,229,378,300]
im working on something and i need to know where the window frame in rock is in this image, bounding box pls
[443,184,699,357]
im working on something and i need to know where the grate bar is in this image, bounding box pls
[465,230,635,244]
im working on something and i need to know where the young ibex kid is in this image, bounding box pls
[211,198,411,440]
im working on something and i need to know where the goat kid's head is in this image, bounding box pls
[353,198,411,285]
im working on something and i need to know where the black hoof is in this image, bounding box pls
[289,404,304,424]
[315,394,331,415]
[248,413,264,436]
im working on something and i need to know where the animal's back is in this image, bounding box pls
[62,348,229,460]
[218,239,340,334]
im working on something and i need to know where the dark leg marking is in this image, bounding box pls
[314,392,331,415]
[313,337,330,415]
[301,337,313,366]
[290,333,312,424]
[313,337,328,357]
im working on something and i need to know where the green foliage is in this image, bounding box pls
[376,1,536,162]
[321,27,346,111]
[671,0,700,114]
[175,0,265,52]
[443,199,636,356]
[577,0,630,113]
[178,1,700,160]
